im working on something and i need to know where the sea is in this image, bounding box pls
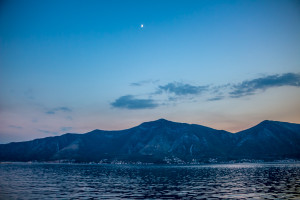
[0,163,299,199]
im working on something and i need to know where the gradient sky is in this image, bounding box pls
[1,0,300,143]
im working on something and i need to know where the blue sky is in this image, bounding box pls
[1,0,300,143]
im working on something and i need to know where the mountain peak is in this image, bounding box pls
[157,118,170,122]
[145,118,172,124]
[139,118,177,128]
[258,120,272,125]
[257,120,284,127]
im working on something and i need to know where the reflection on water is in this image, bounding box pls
[0,163,300,199]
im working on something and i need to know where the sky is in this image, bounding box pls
[0,0,300,143]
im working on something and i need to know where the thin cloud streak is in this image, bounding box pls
[111,95,159,110]
[230,73,300,98]
[207,96,225,101]
[130,79,159,87]
[158,82,209,96]
[9,125,23,129]
[45,107,72,115]
[38,129,58,135]
[112,72,300,110]
[60,127,72,132]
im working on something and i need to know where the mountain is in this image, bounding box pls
[230,120,300,160]
[0,119,299,163]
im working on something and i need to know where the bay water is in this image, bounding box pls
[0,163,299,199]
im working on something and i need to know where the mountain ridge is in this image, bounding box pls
[1,119,300,163]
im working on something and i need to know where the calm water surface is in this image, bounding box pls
[0,163,300,199]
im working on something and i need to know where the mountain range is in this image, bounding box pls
[1,119,300,163]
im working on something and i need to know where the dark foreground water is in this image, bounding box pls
[0,163,300,199]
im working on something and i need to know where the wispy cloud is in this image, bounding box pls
[60,127,72,132]
[207,96,225,101]
[158,82,208,96]
[111,95,158,109]
[230,73,300,98]
[38,129,58,135]
[65,116,73,121]
[9,125,23,129]
[114,72,300,109]
[45,107,72,115]
[130,79,159,87]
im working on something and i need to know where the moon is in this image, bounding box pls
[141,24,144,28]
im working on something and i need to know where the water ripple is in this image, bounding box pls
[0,163,300,199]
